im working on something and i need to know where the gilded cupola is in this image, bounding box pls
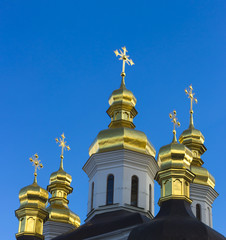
[179,85,215,188]
[15,154,49,240]
[89,47,155,157]
[155,111,195,205]
[46,134,80,228]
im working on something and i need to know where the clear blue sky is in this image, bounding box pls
[0,1,225,239]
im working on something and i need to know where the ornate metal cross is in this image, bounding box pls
[56,133,70,169]
[169,110,180,141]
[185,85,198,114]
[114,46,134,81]
[29,153,43,182]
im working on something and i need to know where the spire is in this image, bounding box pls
[56,133,70,170]
[29,153,43,183]
[114,46,134,89]
[169,110,180,143]
[15,155,48,240]
[185,85,198,129]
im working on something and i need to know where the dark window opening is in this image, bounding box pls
[131,176,138,207]
[106,174,114,205]
[196,204,201,221]
[91,182,94,210]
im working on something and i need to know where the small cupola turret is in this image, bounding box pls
[15,154,49,240]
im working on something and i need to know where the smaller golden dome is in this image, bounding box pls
[157,141,193,171]
[191,165,215,188]
[49,168,72,189]
[19,182,49,209]
[107,85,137,129]
[179,125,206,167]
[47,167,80,227]
[109,87,137,108]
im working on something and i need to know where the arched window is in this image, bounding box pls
[149,184,152,212]
[106,174,114,205]
[91,182,94,210]
[131,176,138,207]
[196,204,201,221]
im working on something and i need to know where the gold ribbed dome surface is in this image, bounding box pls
[18,182,49,209]
[46,204,80,227]
[179,126,206,162]
[191,165,215,188]
[49,168,72,187]
[108,87,137,107]
[89,127,155,156]
[157,141,193,171]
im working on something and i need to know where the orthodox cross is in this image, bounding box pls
[114,46,134,88]
[185,85,197,127]
[29,153,43,183]
[56,133,70,169]
[185,85,198,114]
[169,110,180,142]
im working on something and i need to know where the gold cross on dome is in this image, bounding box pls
[114,46,134,80]
[169,110,180,142]
[56,133,70,169]
[185,85,198,114]
[29,153,43,183]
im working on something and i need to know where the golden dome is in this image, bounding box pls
[157,140,193,171]
[155,131,195,205]
[46,167,80,227]
[49,168,72,188]
[46,204,80,227]
[191,165,215,189]
[89,82,155,157]
[18,182,49,209]
[179,125,206,166]
[89,127,155,156]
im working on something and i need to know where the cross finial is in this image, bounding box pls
[114,46,134,89]
[185,85,198,128]
[169,110,181,143]
[55,133,70,170]
[29,153,43,183]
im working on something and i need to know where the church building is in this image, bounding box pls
[15,47,224,240]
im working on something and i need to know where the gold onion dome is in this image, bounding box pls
[46,134,80,228]
[15,154,48,240]
[179,85,215,188]
[89,47,155,157]
[155,111,195,205]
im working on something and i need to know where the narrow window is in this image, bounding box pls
[208,207,211,226]
[106,174,114,205]
[91,182,94,210]
[149,184,152,212]
[131,176,138,207]
[196,204,201,221]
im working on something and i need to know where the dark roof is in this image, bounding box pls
[53,210,151,240]
[17,235,43,240]
[128,199,225,240]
